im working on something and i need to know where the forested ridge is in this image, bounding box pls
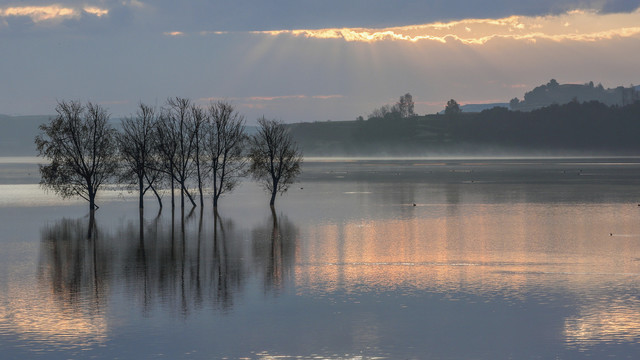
[289,100,640,156]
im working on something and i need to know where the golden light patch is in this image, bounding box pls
[163,31,185,36]
[0,5,109,22]
[0,5,77,22]
[254,9,640,44]
[83,7,109,17]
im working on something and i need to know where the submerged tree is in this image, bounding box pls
[248,117,302,208]
[154,110,179,210]
[35,100,118,212]
[167,97,198,211]
[117,103,164,210]
[155,97,199,212]
[206,101,247,212]
[191,104,208,208]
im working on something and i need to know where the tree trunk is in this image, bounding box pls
[269,178,278,207]
[269,189,277,207]
[171,176,175,210]
[196,156,204,208]
[89,192,96,212]
[138,175,144,209]
[88,208,96,240]
[213,172,218,210]
[139,207,145,245]
[184,186,196,207]
[150,184,163,210]
[181,185,185,211]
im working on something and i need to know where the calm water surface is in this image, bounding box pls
[2,158,640,359]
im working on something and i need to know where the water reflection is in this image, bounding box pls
[38,216,109,310]
[0,216,111,349]
[37,209,299,319]
[295,202,640,349]
[565,299,640,348]
[23,159,640,357]
[251,209,299,294]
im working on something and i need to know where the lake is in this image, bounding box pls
[1,157,640,359]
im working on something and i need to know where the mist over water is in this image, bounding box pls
[2,157,640,359]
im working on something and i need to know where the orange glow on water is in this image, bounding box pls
[295,203,640,296]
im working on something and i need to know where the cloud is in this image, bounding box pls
[0,1,145,32]
[83,7,109,17]
[0,4,117,23]
[0,5,78,23]
[163,31,185,37]
[601,0,640,13]
[253,9,640,44]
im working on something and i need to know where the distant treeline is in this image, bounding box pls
[289,100,640,156]
[510,79,640,111]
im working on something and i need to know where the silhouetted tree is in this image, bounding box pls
[368,93,415,120]
[509,97,520,110]
[35,100,118,213]
[154,111,179,210]
[368,104,396,119]
[397,93,415,117]
[205,101,248,212]
[157,97,198,212]
[445,99,461,116]
[249,117,303,208]
[117,103,164,210]
[190,104,208,208]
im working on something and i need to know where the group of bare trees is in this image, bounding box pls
[367,93,415,120]
[35,98,302,215]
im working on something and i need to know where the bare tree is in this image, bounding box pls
[35,100,118,213]
[156,97,198,212]
[117,103,164,210]
[248,117,302,208]
[190,104,208,208]
[368,104,395,119]
[205,101,247,212]
[154,111,179,210]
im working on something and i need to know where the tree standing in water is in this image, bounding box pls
[206,101,247,212]
[155,97,198,212]
[117,102,164,211]
[35,100,118,213]
[248,117,302,208]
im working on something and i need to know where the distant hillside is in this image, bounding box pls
[438,103,508,114]
[509,79,639,111]
[0,114,130,156]
[290,100,640,156]
[0,114,50,156]
[0,113,259,157]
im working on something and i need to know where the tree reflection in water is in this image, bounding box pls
[37,214,110,315]
[252,208,298,294]
[37,209,299,317]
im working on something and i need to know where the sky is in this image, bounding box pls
[1,0,640,123]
